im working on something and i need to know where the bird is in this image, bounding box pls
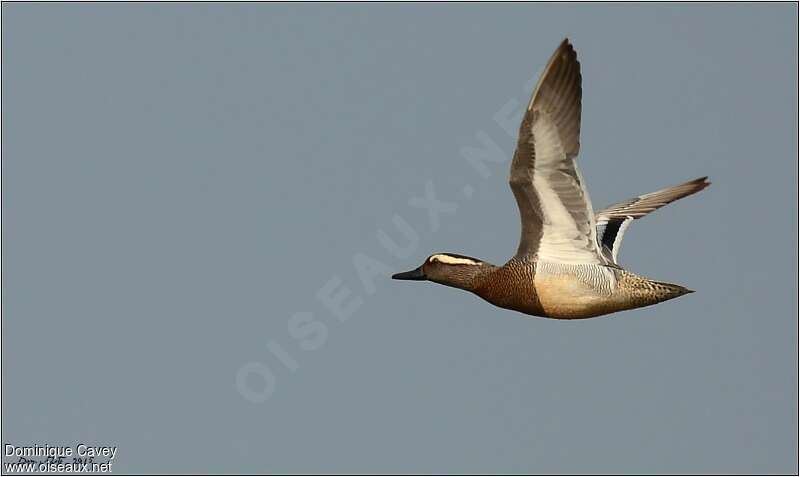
[392,38,710,319]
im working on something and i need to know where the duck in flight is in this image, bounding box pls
[392,39,710,319]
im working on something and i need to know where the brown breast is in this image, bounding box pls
[472,259,546,316]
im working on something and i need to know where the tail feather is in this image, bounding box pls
[617,270,695,308]
[650,280,694,300]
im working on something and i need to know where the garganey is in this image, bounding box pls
[392,39,710,319]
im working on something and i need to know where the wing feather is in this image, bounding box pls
[509,39,603,264]
[596,177,711,263]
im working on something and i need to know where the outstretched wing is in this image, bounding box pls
[596,177,711,263]
[509,39,604,264]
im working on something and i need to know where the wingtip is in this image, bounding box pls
[690,176,711,190]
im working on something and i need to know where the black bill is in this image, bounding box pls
[391,266,426,281]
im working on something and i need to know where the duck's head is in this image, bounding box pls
[392,253,493,290]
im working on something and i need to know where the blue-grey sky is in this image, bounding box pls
[2,3,797,474]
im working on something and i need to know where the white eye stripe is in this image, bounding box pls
[430,254,481,266]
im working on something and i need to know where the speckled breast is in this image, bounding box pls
[473,259,620,319]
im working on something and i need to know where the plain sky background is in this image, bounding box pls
[2,3,797,474]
